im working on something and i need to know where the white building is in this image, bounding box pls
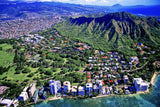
[19,92,28,101]
[134,78,150,92]
[29,83,36,98]
[123,75,129,84]
[102,86,106,95]
[0,99,13,107]
[12,99,19,107]
[63,81,71,94]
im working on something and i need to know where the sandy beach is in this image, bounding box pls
[151,71,160,86]
[46,96,62,101]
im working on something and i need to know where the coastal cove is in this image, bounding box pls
[32,74,160,107]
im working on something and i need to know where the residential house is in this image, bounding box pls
[123,75,129,84]
[86,83,93,97]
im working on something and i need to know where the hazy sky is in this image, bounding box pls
[8,0,160,6]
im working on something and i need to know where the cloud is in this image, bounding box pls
[7,0,160,6]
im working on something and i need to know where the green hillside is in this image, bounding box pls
[54,12,160,52]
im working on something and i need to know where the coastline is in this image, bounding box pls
[45,96,62,101]
[151,71,160,86]
[29,72,160,106]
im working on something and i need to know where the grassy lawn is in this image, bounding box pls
[0,44,14,67]
[0,67,39,82]
[0,43,13,50]
[0,66,63,83]
[72,83,79,86]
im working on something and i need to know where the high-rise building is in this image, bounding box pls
[134,78,150,92]
[78,86,85,96]
[18,87,29,101]
[29,83,36,98]
[56,80,61,93]
[96,80,103,94]
[19,92,28,101]
[72,86,77,96]
[93,85,98,94]
[49,80,61,95]
[38,86,47,99]
[49,80,55,95]
[63,81,71,95]
[32,89,39,103]
[86,83,93,96]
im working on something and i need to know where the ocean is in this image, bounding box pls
[33,75,160,107]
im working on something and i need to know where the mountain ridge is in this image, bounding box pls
[54,12,160,51]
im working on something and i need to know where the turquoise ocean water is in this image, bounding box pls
[33,75,160,107]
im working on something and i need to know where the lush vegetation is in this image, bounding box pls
[0,43,14,67]
[54,12,160,53]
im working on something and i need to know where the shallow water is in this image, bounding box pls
[33,75,160,107]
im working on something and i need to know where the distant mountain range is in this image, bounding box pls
[54,12,160,51]
[0,1,160,20]
[0,1,109,19]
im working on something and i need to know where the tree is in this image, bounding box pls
[45,70,52,75]
[22,68,31,73]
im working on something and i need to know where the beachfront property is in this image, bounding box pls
[18,87,29,101]
[49,80,55,95]
[96,80,103,94]
[86,83,93,97]
[32,89,39,103]
[63,81,71,95]
[12,99,19,107]
[134,78,150,92]
[29,83,36,98]
[18,92,29,101]
[38,86,47,99]
[102,86,106,95]
[93,85,99,94]
[78,86,85,96]
[72,86,78,96]
[49,80,61,95]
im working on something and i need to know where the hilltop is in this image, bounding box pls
[54,12,160,52]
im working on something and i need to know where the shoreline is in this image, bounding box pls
[46,96,62,101]
[29,72,160,106]
[150,71,160,86]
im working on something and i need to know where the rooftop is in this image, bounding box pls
[0,99,13,107]
[0,86,8,95]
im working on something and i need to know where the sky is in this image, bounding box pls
[7,0,160,6]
